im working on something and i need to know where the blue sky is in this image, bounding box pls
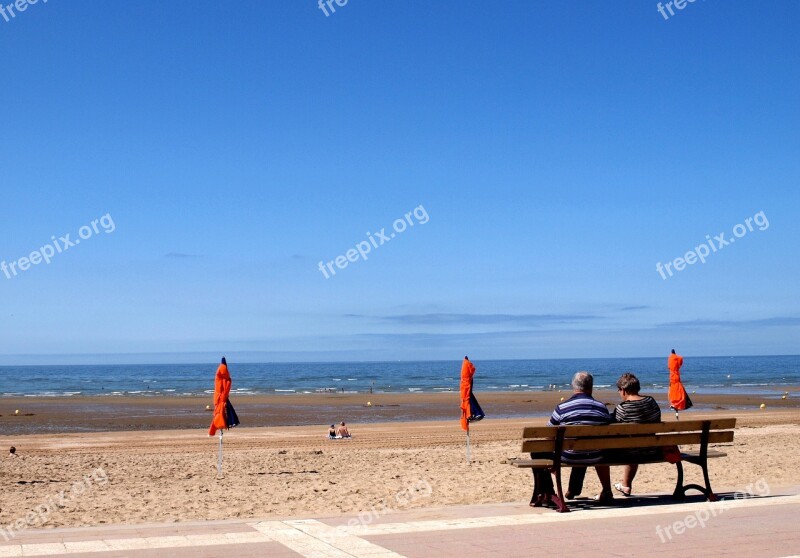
[1,1,798,364]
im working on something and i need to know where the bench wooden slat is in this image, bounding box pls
[522,418,736,439]
[509,458,554,468]
[510,449,727,469]
[521,430,734,453]
[683,449,727,459]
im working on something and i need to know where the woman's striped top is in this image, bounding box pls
[614,395,662,424]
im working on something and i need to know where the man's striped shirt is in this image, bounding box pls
[548,392,612,464]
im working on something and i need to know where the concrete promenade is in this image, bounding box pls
[2,487,799,557]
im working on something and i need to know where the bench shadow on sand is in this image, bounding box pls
[562,490,780,512]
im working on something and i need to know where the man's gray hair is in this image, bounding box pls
[572,371,593,393]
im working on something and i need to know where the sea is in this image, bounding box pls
[1,355,798,398]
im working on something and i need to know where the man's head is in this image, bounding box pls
[571,371,593,394]
[671,349,676,355]
[341,422,345,426]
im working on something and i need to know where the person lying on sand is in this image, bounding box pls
[8,446,17,458]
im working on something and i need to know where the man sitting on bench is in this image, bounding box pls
[532,371,614,505]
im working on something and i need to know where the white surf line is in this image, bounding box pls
[251,519,405,557]
[340,493,800,537]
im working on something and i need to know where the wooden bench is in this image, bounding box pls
[510,418,735,512]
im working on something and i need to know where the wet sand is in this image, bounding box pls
[1,390,798,435]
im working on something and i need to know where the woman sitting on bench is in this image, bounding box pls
[612,373,662,496]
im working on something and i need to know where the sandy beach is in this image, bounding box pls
[2,393,799,530]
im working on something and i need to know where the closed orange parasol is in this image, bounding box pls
[668,349,693,419]
[209,357,239,478]
[209,359,232,436]
[459,356,484,463]
[459,356,484,430]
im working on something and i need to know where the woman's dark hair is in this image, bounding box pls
[616,373,641,395]
[221,356,227,365]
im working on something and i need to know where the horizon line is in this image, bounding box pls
[1,352,798,367]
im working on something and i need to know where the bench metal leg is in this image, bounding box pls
[528,427,569,512]
[675,422,718,502]
[672,461,686,500]
[527,469,569,512]
[702,460,718,502]
[674,459,718,502]
[551,469,570,513]
[681,460,717,501]
[529,468,540,506]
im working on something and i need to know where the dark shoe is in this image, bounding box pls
[592,491,614,505]
[614,483,632,497]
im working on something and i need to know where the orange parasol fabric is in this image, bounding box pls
[459,357,475,431]
[668,351,693,411]
[459,356,484,431]
[209,362,232,436]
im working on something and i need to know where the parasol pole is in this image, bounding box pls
[466,427,471,464]
[217,429,224,478]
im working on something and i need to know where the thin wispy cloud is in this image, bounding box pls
[344,313,602,327]
[658,317,800,328]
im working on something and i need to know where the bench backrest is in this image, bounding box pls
[521,418,736,453]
